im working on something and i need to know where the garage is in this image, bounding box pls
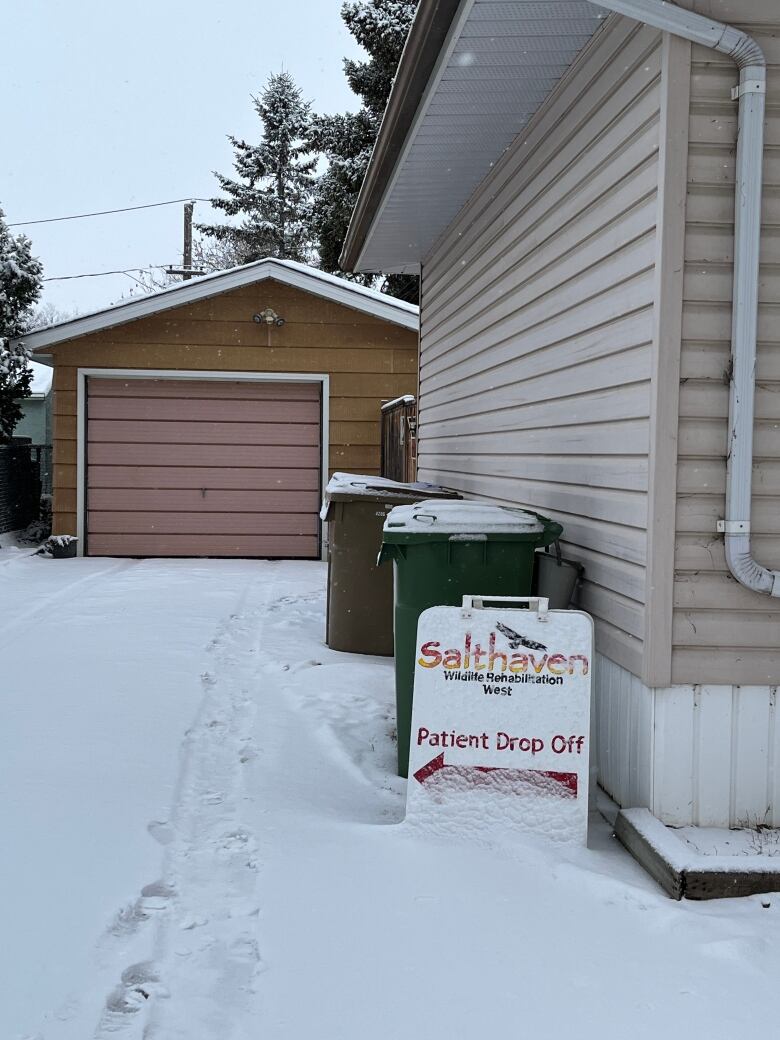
[86,376,322,558]
[21,257,419,558]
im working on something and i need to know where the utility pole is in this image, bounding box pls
[183,201,193,280]
[165,201,204,280]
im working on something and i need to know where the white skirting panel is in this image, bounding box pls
[594,653,780,827]
[594,653,654,812]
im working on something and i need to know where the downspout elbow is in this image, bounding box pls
[725,534,780,597]
[716,25,767,72]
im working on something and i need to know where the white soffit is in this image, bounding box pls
[356,0,608,273]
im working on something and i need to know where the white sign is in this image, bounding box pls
[406,597,593,844]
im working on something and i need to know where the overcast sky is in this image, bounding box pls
[2,0,363,318]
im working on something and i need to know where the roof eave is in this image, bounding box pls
[340,0,463,273]
[19,258,419,353]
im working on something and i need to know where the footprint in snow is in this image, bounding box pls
[101,962,163,1022]
[287,658,323,673]
[139,880,175,912]
[147,820,174,845]
[220,829,250,850]
[180,915,208,931]
[104,898,149,939]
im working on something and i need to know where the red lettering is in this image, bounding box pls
[488,631,508,672]
[418,641,442,668]
[568,654,589,676]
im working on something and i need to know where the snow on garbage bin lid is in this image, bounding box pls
[320,473,460,520]
[383,499,546,536]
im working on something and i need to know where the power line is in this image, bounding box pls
[9,197,212,228]
[43,265,169,282]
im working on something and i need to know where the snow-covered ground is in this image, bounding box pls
[3,557,779,1040]
[679,825,780,858]
[0,529,40,560]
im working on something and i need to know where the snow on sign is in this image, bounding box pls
[406,597,593,844]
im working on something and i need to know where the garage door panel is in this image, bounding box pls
[86,377,322,559]
[88,534,319,558]
[88,488,321,513]
[90,379,321,401]
[88,511,319,536]
[88,397,321,424]
[88,419,321,447]
[88,443,321,468]
[87,466,321,491]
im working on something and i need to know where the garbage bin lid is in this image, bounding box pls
[383,499,554,541]
[320,472,461,519]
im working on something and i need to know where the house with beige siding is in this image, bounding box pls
[342,0,780,828]
[20,259,418,559]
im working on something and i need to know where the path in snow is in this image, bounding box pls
[106,576,272,1039]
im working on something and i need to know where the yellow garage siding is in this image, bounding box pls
[47,279,417,537]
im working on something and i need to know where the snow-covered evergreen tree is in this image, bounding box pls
[313,0,418,298]
[197,72,317,265]
[0,207,43,443]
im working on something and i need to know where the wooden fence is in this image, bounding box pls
[380,395,416,483]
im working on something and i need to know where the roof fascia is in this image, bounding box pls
[21,259,418,352]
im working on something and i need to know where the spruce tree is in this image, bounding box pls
[0,208,43,443]
[197,72,317,265]
[312,0,418,298]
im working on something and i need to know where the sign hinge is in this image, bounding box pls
[717,519,750,534]
[731,80,766,100]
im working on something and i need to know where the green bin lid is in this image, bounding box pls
[320,472,461,519]
[382,499,562,544]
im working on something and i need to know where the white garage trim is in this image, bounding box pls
[76,368,330,559]
[21,257,418,355]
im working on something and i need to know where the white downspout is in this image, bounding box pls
[591,0,779,597]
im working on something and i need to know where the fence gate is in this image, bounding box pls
[380,395,416,483]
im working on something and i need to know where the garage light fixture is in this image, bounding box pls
[253,308,285,327]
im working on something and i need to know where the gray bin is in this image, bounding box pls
[535,542,584,609]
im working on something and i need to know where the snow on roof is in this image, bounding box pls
[18,257,419,354]
[28,361,53,397]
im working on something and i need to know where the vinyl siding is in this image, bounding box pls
[49,279,418,536]
[673,16,780,685]
[417,18,662,677]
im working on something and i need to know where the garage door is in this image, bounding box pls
[86,377,322,558]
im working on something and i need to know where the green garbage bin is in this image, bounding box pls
[379,500,563,776]
[322,474,462,656]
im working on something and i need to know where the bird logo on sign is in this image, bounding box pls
[495,621,547,653]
